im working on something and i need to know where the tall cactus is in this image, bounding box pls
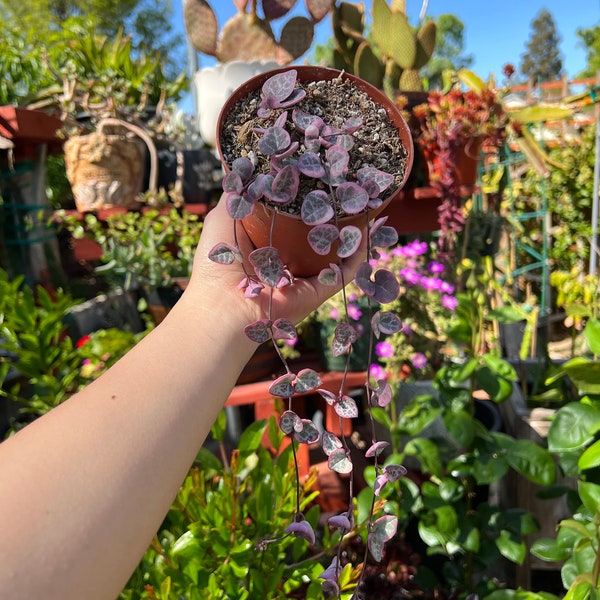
[184,0,334,65]
[332,0,436,92]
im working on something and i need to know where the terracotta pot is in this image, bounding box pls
[216,66,414,277]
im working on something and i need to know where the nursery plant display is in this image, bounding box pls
[208,64,414,596]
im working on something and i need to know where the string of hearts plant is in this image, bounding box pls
[208,67,413,597]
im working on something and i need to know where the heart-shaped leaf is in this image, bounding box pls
[372,311,401,337]
[326,145,349,178]
[226,192,254,219]
[321,431,343,456]
[242,278,264,298]
[292,109,323,133]
[318,388,337,406]
[307,224,339,255]
[337,226,362,258]
[269,374,295,398]
[262,68,297,101]
[328,513,352,531]
[222,171,243,193]
[343,116,363,132]
[279,410,301,435]
[263,164,299,204]
[332,322,358,356]
[355,262,376,296]
[371,225,399,248]
[328,448,353,473]
[334,395,359,419]
[384,464,408,482]
[272,318,297,340]
[231,156,255,182]
[368,515,398,562]
[243,320,272,343]
[372,380,393,407]
[336,182,369,214]
[295,368,322,393]
[357,166,394,194]
[318,263,342,286]
[298,152,326,179]
[285,515,315,545]
[372,269,400,304]
[258,126,291,156]
[365,441,390,458]
[208,242,240,265]
[301,190,334,225]
[294,419,320,444]
[249,247,288,288]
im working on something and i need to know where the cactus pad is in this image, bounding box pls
[218,13,280,63]
[355,42,384,89]
[279,16,315,62]
[398,68,423,91]
[184,0,218,56]
[307,0,335,23]
[414,19,437,70]
[262,0,296,21]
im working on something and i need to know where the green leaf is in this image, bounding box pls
[443,409,475,447]
[237,419,267,454]
[585,319,600,355]
[549,403,600,452]
[496,529,526,564]
[482,354,518,381]
[578,481,600,516]
[578,439,600,470]
[505,439,556,485]
[563,359,600,395]
[476,366,515,402]
[531,538,571,562]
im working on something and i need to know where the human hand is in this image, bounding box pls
[189,196,366,326]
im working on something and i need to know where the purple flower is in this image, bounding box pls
[428,261,445,274]
[411,353,428,370]
[400,267,420,285]
[401,323,414,335]
[420,276,443,292]
[376,341,394,358]
[347,303,362,320]
[440,281,455,294]
[284,338,298,347]
[403,240,427,257]
[369,364,388,380]
[441,294,458,310]
[329,307,339,320]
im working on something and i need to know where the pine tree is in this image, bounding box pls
[520,8,563,82]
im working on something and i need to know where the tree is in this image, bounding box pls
[0,0,185,79]
[422,13,473,90]
[520,8,563,82]
[576,24,600,78]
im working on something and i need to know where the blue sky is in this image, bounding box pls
[173,0,599,112]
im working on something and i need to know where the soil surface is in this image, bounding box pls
[219,75,410,216]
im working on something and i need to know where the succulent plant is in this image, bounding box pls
[331,0,436,93]
[183,0,333,65]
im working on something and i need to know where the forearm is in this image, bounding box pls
[0,285,255,600]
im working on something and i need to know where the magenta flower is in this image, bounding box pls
[347,303,362,320]
[428,261,445,274]
[376,341,394,358]
[401,323,414,335]
[420,276,443,291]
[411,353,428,370]
[441,294,458,310]
[400,267,420,285]
[369,364,388,380]
[329,307,339,320]
[440,281,455,294]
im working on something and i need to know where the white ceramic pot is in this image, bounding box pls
[194,60,279,147]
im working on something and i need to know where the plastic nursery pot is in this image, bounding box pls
[216,65,414,277]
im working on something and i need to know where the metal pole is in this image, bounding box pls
[589,99,600,275]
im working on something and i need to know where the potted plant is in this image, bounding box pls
[184,0,333,147]
[207,63,416,595]
[31,22,187,212]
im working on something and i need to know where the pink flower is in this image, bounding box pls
[441,294,458,310]
[411,353,428,370]
[329,307,339,320]
[369,364,388,380]
[347,304,362,320]
[428,261,445,274]
[376,341,394,358]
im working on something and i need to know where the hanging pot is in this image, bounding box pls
[216,66,414,277]
[423,135,483,188]
[65,118,158,213]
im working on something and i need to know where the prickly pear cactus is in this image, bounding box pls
[184,0,333,65]
[331,0,437,93]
